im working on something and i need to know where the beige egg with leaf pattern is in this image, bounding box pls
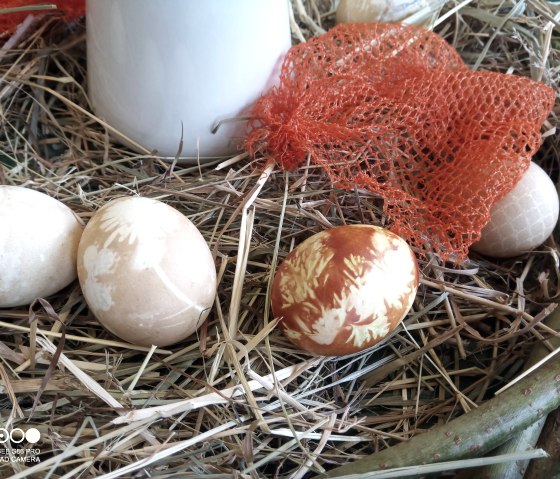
[77,196,216,347]
[271,225,419,356]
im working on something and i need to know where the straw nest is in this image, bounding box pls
[0,1,559,478]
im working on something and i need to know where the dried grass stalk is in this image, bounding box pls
[0,0,559,477]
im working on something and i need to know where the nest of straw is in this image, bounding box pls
[0,1,559,478]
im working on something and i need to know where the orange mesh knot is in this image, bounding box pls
[245,23,555,263]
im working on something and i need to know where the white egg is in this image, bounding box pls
[77,196,216,347]
[471,162,559,258]
[336,0,435,25]
[0,186,84,307]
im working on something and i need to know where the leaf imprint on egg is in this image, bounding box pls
[153,265,206,314]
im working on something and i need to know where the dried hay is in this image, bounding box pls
[0,1,559,478]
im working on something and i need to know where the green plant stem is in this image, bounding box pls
[0,4,56,15]
[471,307,560,479]
[318,351,560,477]
[525,406,560,478]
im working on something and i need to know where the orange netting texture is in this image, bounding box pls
[0,0,84,36]
[246,23,556,262]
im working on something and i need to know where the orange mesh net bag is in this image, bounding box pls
[0,0,84,36]
[245,23,556,262]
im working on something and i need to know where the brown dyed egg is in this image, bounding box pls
[77,196,216,347]
[271,225,419,356]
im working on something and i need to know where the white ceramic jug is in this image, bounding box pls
[87,0,291,161]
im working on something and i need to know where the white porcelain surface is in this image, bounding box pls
[87,0,291,160]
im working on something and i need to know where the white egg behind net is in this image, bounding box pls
[471,162,559,258]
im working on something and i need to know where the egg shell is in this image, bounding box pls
[271,225,419,356]
[77,196,216,347]
[471,162,559,258]
[336,0,434,24]
[0,186,83,308]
